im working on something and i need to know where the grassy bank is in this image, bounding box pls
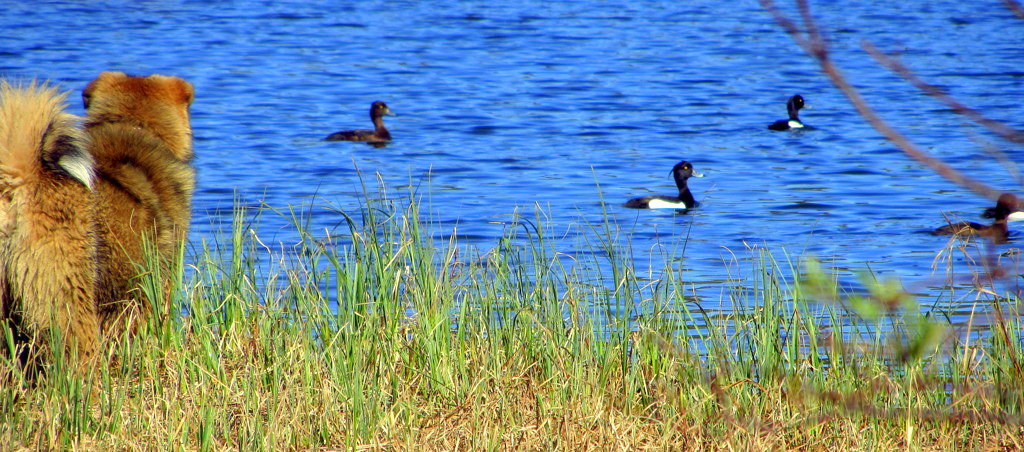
[2,196,1023,450]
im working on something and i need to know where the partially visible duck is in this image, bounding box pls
[767,95,805,131]
[982,203,1024,222]
[931,193,1018,243]
[325,100,395,142]
[624,161,703,209]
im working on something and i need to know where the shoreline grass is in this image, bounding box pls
[2,194,1023,450]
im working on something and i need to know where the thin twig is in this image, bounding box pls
[863,42,1024,145]
[759,0,1007,204]
[1004,0,1024,20]
[977,136,1024,189]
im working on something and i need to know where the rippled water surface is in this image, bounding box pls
[5,0,1024,308]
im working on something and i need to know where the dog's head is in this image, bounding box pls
[83,72,194,160]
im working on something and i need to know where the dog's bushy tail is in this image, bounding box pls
[0,80,94,189]
[0,80,99,365]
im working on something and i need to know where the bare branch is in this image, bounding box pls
[759,0,1007,203]
[977,137,1024,189]
[759,0,811,54]
[1004,0,1024,20]
[796,0,826,59]
[864,42,1024,145]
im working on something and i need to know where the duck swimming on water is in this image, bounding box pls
[325,100,395,143]
[623,161,703,209]
[931,193,1018,244]
[767,95,806,131]
[982,203,1024,222]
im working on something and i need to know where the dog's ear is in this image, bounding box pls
[82,79,97,109]
[82,71,127,110]
[169,77,194,107]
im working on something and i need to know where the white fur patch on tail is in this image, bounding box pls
[0,80,95,189]
[58,148,95,189]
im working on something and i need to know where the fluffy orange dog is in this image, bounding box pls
[83,71,195,336]
[0,81,100,362]
[0,72,194,366]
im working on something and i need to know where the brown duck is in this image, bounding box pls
[931,193,1018,244]
[325,100,395,142]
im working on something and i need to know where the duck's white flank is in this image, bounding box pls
[646,198,689,209]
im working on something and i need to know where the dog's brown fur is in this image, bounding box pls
[0,81,100,363]
[83,72,195,336]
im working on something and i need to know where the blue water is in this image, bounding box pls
[4,0,1024,313]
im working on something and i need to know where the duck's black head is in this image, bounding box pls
[978,192,1019,219]
[787,95,805,116]
[987,193,1019,222]
[671,161,703,187]
[370,100,395,119]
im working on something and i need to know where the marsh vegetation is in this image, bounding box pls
[2,192,1022,450]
